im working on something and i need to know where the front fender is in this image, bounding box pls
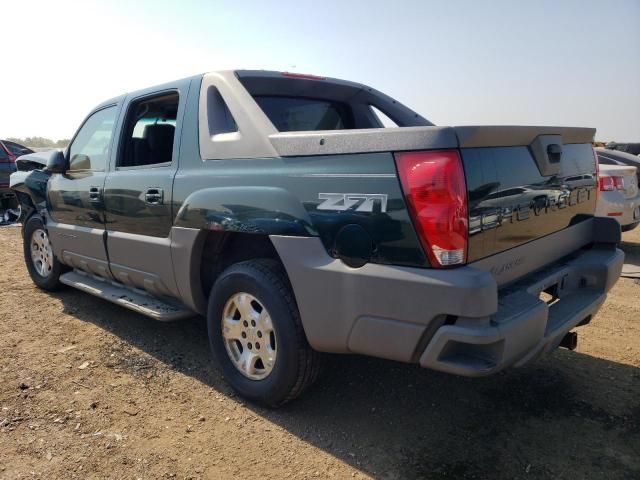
[174,186,317,237]
[11,169,50,208]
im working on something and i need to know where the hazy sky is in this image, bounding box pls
[2,0,639,141]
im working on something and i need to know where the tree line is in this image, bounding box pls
[6,137,70,148]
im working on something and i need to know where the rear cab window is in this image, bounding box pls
[236,71,429,133]
[254,96,354,131]
[370,106,399,128]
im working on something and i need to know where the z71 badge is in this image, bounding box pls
[317,193,388,213]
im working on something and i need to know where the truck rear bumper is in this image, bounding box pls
[418,245,623,375]
[271,218,623,376]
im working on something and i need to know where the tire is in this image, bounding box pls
[622,221,639,232]
[3,203,22,224]
[207,259,321,407]
[23,215,66,291]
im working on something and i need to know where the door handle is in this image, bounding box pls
[89,186,102,203]
[145,187,164,205]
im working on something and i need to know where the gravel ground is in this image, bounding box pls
[0,225,638,479]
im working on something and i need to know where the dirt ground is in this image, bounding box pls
[0,225,638,480]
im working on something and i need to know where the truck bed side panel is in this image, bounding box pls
[172,153,427,267]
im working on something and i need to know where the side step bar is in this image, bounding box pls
[59,270,195,321]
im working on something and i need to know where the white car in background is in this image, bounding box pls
[596,163,639,231]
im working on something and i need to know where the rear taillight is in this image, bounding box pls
[599,176,624,191]
[395,150,468,267]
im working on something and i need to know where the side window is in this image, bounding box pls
[0,145,8,160]
[119,92,179,168]
[68,106,117,171]
[597,156,617,166]
[207,87,237,135]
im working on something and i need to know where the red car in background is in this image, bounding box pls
[1,140,34,161]
[1,140,33,222]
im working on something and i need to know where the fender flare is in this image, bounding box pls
[174,186,317,237]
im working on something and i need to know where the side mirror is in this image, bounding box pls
[45,150,68,174]
[69,154,90,170]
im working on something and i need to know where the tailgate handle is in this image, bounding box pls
[547,144,563,164]
[530,135,563,177]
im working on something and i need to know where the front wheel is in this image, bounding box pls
[207,259,321,407]
[23,216,66,291]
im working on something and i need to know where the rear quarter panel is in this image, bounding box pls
[173,153,427,267]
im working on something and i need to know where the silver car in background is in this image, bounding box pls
[596,162,639,231]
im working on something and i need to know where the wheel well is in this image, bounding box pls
[199,231,282,300]
[13,192,36,234]
[15,192,36,216]
[1,191,20,210]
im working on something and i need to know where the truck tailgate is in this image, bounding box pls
[457,127,597,265]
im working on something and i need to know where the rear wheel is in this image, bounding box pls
[622,221,639,232]
[23,216,66,291]
[207,259,321,407]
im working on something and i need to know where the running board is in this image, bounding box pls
[59,270,195,321]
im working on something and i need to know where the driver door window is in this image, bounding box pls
[68,106,118,171]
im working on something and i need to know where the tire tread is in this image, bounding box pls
[207,258,322,408]
[230,259,321,406]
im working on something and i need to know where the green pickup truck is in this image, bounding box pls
[11,70,624,406]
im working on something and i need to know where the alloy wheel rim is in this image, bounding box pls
[221,292,277,380]
[30,228,54,278]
